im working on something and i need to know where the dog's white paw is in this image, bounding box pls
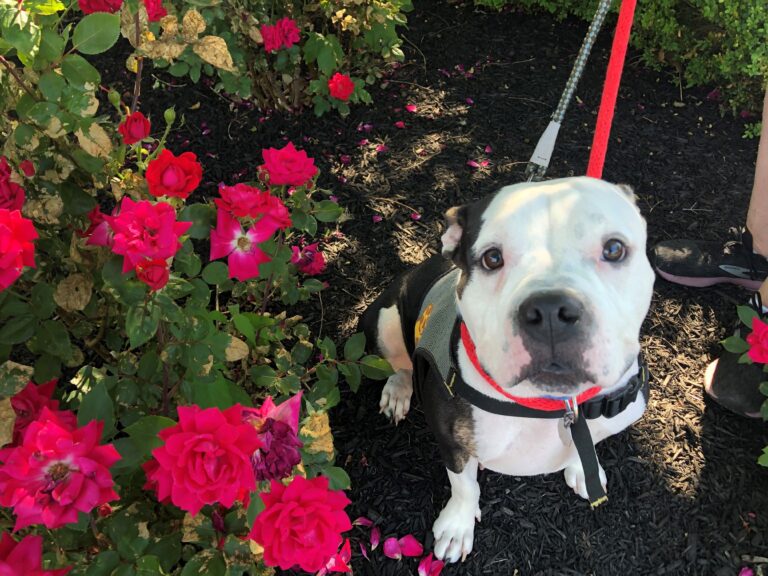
[379,369,413,424]
[432,496,481,563]
[564,461,607,500]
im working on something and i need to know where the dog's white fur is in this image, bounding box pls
[375,177,654,563]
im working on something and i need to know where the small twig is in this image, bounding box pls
[0,55,37,99]
[131,11,144,113]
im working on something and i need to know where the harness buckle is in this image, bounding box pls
[563,397,579,428]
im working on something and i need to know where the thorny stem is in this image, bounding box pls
[158,321,172,416]
[131,10,144,113]
[259,233,284,315]
[0,55,37,99]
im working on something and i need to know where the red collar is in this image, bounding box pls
[459,322,602,411]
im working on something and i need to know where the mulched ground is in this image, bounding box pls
[120,0,768,573]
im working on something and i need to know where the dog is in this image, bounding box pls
[360,176,655,563]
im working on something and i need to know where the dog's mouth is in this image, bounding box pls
[517,360,596,393]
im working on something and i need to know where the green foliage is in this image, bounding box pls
[475,0,767,112]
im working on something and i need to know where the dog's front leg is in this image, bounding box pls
[432,456,481,563]
[376,305,414,424]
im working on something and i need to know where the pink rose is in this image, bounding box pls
[9,380,76,447]
[78,0,122,14]
[0,532,71,575]
[107,197,191,273]
[146,149,203,199]
[261,17,300,52]
[747,317,768,364]
[143,404,261,515]
[260,142,317,187]
[77,205,113,247]
[0,209,37,292]
[328,73,355,102]
[118,111,151,145]
[135,258,170,291]
[0,157,25,211]
[290,242,326,275]
[0,408,120,530]
[249,476,352,573]
[214,183,291,231]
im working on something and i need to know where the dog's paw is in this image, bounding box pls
[379,369,413,424]
[564,462,607,500]
[432,496,481,563]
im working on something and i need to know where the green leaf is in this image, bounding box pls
[38,70,66,101]
[758,446,768,467]
[77,380,115,439]
[232,313,255,345]
[61,182,97,215]
[85,551,122,576]
[125,303,160,349]
[0,314,36,345]
[0,4,41,65]
[343,332,366,361]
[246,491,265,526]
[61,53,101,89]
[24,0,65,15]
[188,375,251,409]
[339,362,362,392]
[722,335,750,354]
[34,27,66,68]
[323,466,351,490]
[179,203,214,239]
[314,200,343,222]
[737,304,759,329]
[202,261,229,285]
[72,12,120,55]
[71,148,105,174]
[136,556,166,576]
[33,354,60,382]
[30,283,56,319]
[359,355,394,380]
[124,415,176,451]
[180,551,226,576]
[759,381,768,396]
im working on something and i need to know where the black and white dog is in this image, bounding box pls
[361,177,654,563]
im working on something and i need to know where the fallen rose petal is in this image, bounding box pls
[372,214,383,223]
[371,525,381,549]
[353,516,373,527]
[394,121,405,129]
[738,568,755,576]
[418,553,446,576]
[438,68,451,78]
[410,212,421,220]
[398,534,423,557]
[360,541,370,561]
[340,154,351,165]
[479,160,490,167]
[383,537,401,560]
[466,160,480,168]
[376,144,389,153]
[484,145,493,154]
[466,97,475,105]
[405,104,418,113]
[358,139,369,146]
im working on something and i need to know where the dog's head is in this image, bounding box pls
[442,176,654,398]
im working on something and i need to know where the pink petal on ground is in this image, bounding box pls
[438,68,452,78]
[372,215,383,223]
[353,516,374,527]
[466,160,480,168]
[371,525,381,549]
[484,145,493,154]
[376,144,389,153]
[738,568,755,576]
[394,121,406,129]
[405,104,418,113]
[340,154,351,165]
[358,139,369,146]
[418,554,445,576]
[398,534,423,557]
[410,212,421,221]
[466,97,474,105]
[382,537,401,560]
[360,542,370,561]
[479,160,490,167]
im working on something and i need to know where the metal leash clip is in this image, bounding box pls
[563,397,579,429]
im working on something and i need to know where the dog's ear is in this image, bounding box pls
[616,183,638,205]
[441,205,466,259]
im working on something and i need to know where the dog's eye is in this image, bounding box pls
[481,248,504,271]
[602,239,627,262]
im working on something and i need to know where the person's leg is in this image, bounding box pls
[746,89,768,257]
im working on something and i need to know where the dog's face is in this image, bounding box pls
[442,177,654,398]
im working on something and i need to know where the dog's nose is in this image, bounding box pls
[517,291,585,343]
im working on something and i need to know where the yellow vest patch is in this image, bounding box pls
[414,303,433,344]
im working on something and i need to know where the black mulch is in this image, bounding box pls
[110,0,768,573]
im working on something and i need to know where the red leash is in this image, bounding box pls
[586,0,637,178]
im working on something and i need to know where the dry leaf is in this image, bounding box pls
[159,14,179,38]
[83,94,99,116]
[141,39,187,62]
[198,355,214,376]
[75,124,113,159]
[0,361,33,396]
[193,36,236,72]
[126,54,139,73]
[54,273,94,312]
[44,117,66,138]
[23,195,64,225]
[0,398,15,448]
[120,3,149,48]
[225,336,249,362]
[182,9,206,42]
[247,23,262,44]
[300,412,334,459]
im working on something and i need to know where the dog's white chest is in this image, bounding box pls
[471,395,646,476]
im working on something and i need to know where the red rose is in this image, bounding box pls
[328,73,355,102]
[0,532,71,576]
[290,242,326,275]
[135,258,170,291]
[18,160,34,177]
[261,17,300,52]
[249,476,352,573]
[143,405,261,515]
[78,0,122,14]
[118,111,151,145]
[9,379,76,447]
[0,157,24,211]
[143,0,166,22]
[0,209,37,292]
[260,142,317,187]
[747,317,768,364]
[145,149,202,199]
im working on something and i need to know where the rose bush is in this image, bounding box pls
[0,0,394,571]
